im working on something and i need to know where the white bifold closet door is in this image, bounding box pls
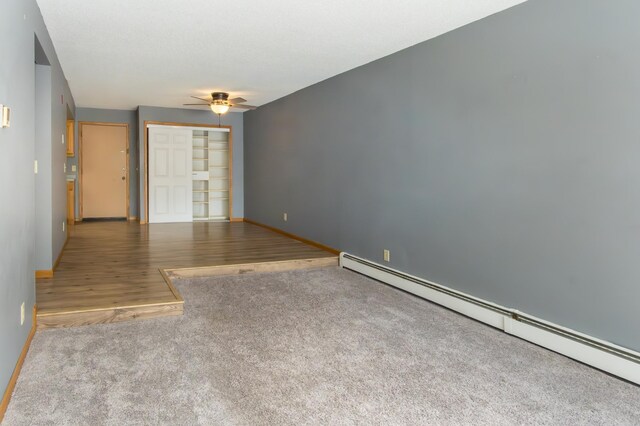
[149,127,193,223]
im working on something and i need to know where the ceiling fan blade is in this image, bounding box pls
[183,103,210,106]
[190,96,211,102]
[229,97,247,104]
[230,103,257,110]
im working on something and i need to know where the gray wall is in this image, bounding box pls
[138,106,244,220]
[245,0,640,352]
[50,65,74,269]
[35,65,52,269]
[0,0,75,397]
[69,108,139,218]
[33,51,75,271]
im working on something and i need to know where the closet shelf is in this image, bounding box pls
[192,129,230,221]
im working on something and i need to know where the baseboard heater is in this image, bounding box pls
[339,252,640,385]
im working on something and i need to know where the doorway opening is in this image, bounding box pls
[34,35,52,271]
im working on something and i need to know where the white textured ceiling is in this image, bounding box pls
[36,0,525,111]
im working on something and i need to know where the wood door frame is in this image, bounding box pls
[78,121,130,220]
[143,121,233,224]
[66,119,75,157]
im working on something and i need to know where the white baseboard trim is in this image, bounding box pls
[339,252,640,385]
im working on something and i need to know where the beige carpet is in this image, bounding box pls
[4,267,640,425]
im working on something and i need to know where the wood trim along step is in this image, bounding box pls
[243,218,340,255]
[164,257,339,280]
[159,269,184,303]
[0,306,37,422]
[36,302,183,330]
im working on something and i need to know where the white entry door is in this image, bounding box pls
[149,127,193,223]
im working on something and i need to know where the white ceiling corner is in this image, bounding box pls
[36,0,525,111]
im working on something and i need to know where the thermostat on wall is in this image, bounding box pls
[0,105,10,128]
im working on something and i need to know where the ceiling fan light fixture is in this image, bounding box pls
[210,102,230,115]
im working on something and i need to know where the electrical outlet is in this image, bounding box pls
[283,213,288,222]
[61,134,65,144]
[20,302,25,325]
[383,249,390,262]
[34,160,38,174]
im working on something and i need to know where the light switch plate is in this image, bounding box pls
[72,164,77,172]
[0,105,10,128]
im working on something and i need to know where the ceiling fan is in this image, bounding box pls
[184,92,257,115]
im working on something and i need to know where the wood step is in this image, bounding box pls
[37,301,183,330]
[165,256,339,280]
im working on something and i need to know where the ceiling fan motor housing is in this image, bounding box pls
[211,92,229,102]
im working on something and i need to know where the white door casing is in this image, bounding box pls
[149,127,193,223]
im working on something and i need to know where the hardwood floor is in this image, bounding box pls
[36,221,336,328]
